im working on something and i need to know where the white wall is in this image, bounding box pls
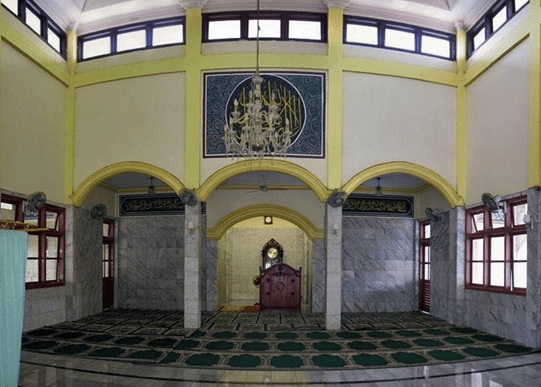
[466,39,529,205]
[74,73,186,188]
[342,72,457,188]
[0,43,66,203]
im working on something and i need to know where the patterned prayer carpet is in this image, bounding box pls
[21,309,536,370]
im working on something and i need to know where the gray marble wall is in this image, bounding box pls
[312,240,325,313]
[117,215,184,310]
[67,207,103,320]
[430,212,450,319]
[341,216,416,312]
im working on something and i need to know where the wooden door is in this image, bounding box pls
[419,221,430,312]
[102,219,114,310]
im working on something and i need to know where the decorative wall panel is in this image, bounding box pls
[204,71,325,158]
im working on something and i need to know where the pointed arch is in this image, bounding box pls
[197,160,330,202]
[343,162,464,207]
[206,204,324,240]
[71,162,185,207]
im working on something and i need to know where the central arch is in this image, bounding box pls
[197,160,330,202]
[207,204,324,241]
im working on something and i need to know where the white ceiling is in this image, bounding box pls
[36,0,495,35]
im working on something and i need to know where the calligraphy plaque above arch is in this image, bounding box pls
[203,71,325,158]
[343,195,414,218]
[119,194,206,216]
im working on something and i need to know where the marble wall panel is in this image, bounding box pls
[117,215,184,310]
[312,240,325,313]
[341,216,416,313]
[430,212,450,320]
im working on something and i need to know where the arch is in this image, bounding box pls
[206,204,324,240]
[342,162,464,207]
[71,161,185,207]
[197,160,330,202]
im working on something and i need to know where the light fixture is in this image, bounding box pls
[375,177,383,197]
[187,221,195,233]
[524,213,534,229]
[222,0,292,159]
[147,177,155,196]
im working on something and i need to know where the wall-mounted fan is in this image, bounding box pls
[425,207,442,222]
[482,192,505,213]
[180,189,198,206]
[327,190,347,207]
[25,191,46,214]
[89,204,107,220]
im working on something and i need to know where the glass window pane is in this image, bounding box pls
[103,244,109,261]
[288,20,321,40]
[424,264,430,280]
[83,37,111,59]
[103,223,110,237]
[515,0,529,11]
[490,262,505,286]
[424,246,430,263]
[492,7,508,32]
[48,28,61,52]
[424,224,431,239]
[27,235,39,257]
[1,202,15,221]
[385,28,415,51]
[208,20,241,40]
[472,238,484,261]
[513,234,527,261]
[491,211,505,228]
[46,212,57,230]
[472,262,484,284]
[26,259,38,282]
[421,35,450,57]
[473,213,484,231]
[346,24,378,45]
[46,259,57,281]
[103,261,109,277]
[3,0,18,14]
[46,236,58,258]
[152,24,183,46]
[513,262,527,288]
[513,203,527,226]
[26,8,41,35]
[248,19,281,38]
[117,29,146,52]
[491,236,505,261]
[473,27,485,50]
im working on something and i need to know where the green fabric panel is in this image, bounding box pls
[312,355,346,368]
[228,354,261,368]
[0,231,28,387]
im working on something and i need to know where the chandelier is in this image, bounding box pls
[222,0,292,159]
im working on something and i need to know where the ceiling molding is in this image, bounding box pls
[322,0,351,10]
[216,185,311,191]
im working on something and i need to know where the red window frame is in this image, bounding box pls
[1,194,65,289]
[419,220,431,311]
[103,218,114,279]
[465,195,527,295]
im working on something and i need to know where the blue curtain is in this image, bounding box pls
[0,230,28,387]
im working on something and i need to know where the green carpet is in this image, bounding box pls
[21,309,535,370]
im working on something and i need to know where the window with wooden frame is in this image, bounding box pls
[202,11,327,43]
[467,0,529,57]
[419,220,431,312]
[1,0,67,58]
[1,194,65,289]
[344,16,456,61]
[465,196,527,295]
[78,16,185,61]
[102,218,114,280]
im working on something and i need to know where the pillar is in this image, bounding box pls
[325,204,342,329]
[184,202,202,328]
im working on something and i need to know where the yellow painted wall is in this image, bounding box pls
[466,39,530,204]
[342,72,457,187]
[0,43,67,203]
[74,73,186,188]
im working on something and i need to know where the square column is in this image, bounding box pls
[325,204,342,330]
[184,202,202,328]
